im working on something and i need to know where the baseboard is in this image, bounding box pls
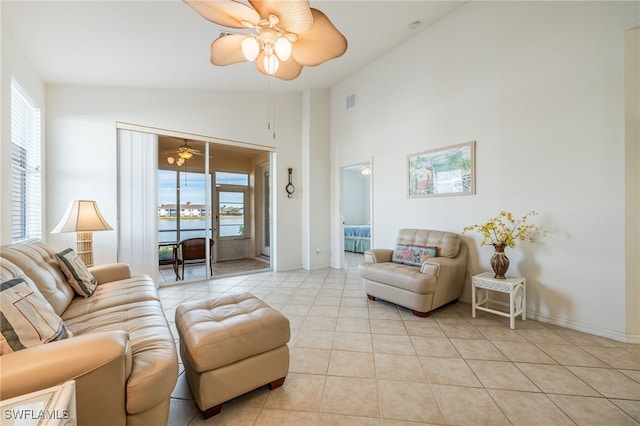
[530,311,638,344]
[459,296,637,343]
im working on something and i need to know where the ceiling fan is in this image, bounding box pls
[163,140,203,166]
[183,0,348,80]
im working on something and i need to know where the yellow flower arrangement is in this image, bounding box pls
[463,210,546,248]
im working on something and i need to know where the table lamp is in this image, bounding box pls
[51,200,113,267]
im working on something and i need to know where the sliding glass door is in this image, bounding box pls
[157,138,213,283]
[158,170,213,267]
[118,125,273,284]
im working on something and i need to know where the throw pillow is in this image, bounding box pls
[403,246,437,266]
[56,248,97,298]
[392,244,412,264]
[0,278,72,354]
[419,246,438,263]
[392,245,438,266]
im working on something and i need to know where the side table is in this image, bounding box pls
[472,272,526,329]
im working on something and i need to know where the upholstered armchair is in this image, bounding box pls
[359,229,468,316]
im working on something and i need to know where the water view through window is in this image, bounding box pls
[216,172,247,239]
[157,170,248,262]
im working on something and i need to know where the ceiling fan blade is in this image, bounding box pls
[210,34,250,66]
[255,51,303,80]
[183,0,260,29]
[291,8,347,67]
[249,0,314,34]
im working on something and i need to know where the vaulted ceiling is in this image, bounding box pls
[3,1,466,92]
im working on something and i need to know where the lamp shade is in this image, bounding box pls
[51,200,113,233]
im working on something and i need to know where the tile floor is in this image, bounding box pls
[158,254,640,425]
[158,258,271,285]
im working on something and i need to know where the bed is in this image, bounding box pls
[344,225,371,253]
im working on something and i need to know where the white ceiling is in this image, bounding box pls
[2,0,466,93]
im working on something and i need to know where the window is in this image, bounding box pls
[218,191,245,237]
[157,169,212,261]
[10,77,42,243]
[216,171,248,186]
[216,172,248,238]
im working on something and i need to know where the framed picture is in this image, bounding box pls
[408,141,476,197]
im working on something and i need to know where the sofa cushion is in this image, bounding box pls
[0,242,75,315]
[56,248,97,298]
[62,276,160,319]
[359,262,437,294]
[0,277,72,354]
[396,229,461,258]
[392,245,437,266]
[62,299,178,415]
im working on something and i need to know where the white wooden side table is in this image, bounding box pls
[472,272,526,329]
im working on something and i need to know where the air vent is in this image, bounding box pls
[346,93,356,110]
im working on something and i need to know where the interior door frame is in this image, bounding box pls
[258,161,271,258]
[340,159,373,268]
[117,122,275,283]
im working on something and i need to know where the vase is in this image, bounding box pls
[490,244,510,279]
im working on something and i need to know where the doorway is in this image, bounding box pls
[157,136,272,284]
[258,162,271,258]
[116,125,274,285]
[341,161,372,266]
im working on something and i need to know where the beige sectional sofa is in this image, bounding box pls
[359,229,468,316]
[0,241,178,426]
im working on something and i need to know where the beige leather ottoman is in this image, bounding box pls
[175,293,290,418]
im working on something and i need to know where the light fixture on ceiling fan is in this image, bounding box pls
[166,140,202,166]
[183,0,348,80]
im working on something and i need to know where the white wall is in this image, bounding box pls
[302,89,331,269]
[331,1,639,342]
[343,169,370,225]
[625,25,640,341]
[41,86,303,272]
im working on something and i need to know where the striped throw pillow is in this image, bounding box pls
[0,278,72,354]
[56,248,97,298]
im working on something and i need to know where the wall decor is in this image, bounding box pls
[408,141,475,197]
[285,167,295,198]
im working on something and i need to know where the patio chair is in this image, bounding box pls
[174,238,214,280]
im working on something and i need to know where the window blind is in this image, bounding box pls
[10,77,42,243]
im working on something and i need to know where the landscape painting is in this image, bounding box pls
[408,141,476,197]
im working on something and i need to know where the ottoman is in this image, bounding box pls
[175,293,290,418]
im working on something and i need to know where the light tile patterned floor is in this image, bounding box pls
[158,258,270,284]
[159,254,640,425]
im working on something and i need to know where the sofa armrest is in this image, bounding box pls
[426,242,468,308]
[420,262,440,276]
[425,256,464,276]
[1,331,131,426]
[89,263,132,284]
[0,331,131,399]
[363,249,393,263]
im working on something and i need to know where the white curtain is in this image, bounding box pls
[117,129,159,283]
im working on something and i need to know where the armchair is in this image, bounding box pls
[359,229,468,316]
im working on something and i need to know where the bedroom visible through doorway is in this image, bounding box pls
[341,161,372,267]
